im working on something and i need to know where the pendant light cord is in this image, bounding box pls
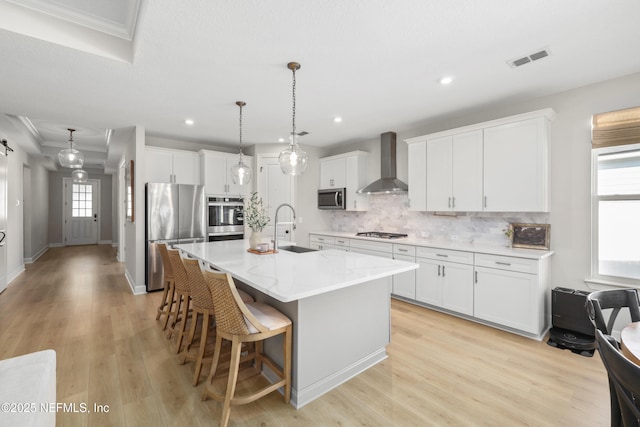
[239,102,243,156]
[291,66,296,140]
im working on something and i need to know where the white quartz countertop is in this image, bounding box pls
[175,240,418,303]
[310,231,554,260]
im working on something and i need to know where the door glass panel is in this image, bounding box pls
[72,184,93,217]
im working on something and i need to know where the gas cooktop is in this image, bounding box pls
[356,231,408,239]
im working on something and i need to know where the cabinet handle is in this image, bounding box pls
[475,271,478,283]
[436,254,448,258]
[448,197,451,208]
[484,196,487,208]
[452,196,455,209]
[495,261,512,266]
[442,265,445,277]
[408,199,411,208]
[330,178,334,187]
[437,265,441,276]
[354,200,357,209]
[398,248,408,252]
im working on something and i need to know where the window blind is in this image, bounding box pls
[592,106,640,149]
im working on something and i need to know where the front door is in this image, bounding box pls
[64,178,99,246]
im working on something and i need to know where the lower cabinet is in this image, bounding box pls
[415,248,474,316]
[309,235,335,250]
[392,244,416,299]
[473,254,545,335]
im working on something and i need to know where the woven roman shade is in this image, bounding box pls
[592,106,640,148]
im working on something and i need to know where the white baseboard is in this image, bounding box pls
[24,246,49,264]
[48,243,64,248]
[7,264,25,285]
[99,240,112,245]
[124,268,146,295]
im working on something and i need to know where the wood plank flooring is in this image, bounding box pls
[0,245,610,426]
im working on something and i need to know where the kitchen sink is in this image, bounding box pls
[279,245,317,253]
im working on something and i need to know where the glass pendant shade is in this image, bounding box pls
[231,154,252,185]
[230,101,252,185]
[58,128,84,168]
[58,147,84,168]
[279,135,308,176]
[72,168,88,183]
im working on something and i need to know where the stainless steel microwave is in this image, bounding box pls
[318,188,346,210]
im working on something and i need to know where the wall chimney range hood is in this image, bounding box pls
[357,131,408,194]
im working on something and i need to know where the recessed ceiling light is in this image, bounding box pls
[439,76,454,85]
[278,138,285,142]
[185,119,194,125]
[334,116,343,123]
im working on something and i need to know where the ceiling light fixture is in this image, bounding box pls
[185,119,194,125]
[72,168,88,183]
[440,76,454,85]
[334,116,343,123]
[58,128,84,168]
[279,61,308,176]
[230,101,251,186]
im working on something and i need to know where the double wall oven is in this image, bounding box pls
[207,197,244,241]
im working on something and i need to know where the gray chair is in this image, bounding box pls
[586,289,640,336]
[595,329,640,427]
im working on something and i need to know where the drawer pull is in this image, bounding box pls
[438,265,441,276]
[495,261,512,266]
[436,254,449,258]
[398,248,408,252]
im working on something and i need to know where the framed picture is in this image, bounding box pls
[125,160,134,222]
[510,223,550,250]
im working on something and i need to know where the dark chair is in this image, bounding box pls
[586,289,640,336]
[595,329,640,426]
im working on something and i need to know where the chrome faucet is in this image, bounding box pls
[273,203,296,251]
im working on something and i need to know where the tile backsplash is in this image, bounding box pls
[331,193,549,246]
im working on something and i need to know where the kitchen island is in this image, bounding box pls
[176,240,418,408]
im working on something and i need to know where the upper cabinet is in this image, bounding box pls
[483,117,549,212]
[145,146,201,185]
[406,108,555,213]
[319,151,369,211]
[200,150,252,198]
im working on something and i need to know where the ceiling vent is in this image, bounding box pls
[507,48,551,68]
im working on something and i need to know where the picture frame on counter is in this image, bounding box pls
[510,223,550,250]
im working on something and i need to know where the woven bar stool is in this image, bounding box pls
[180,257,255,386]
[166,248,192,353]
[155,243,176,330]
[201,268,292,427]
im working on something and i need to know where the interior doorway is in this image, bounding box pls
[63,178,100,246]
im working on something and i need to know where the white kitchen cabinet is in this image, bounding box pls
[483,117,550,212]
[145,146,201,185]
[425,130,483,212]
[406,109,554,213]
[392,244,416,299]
[319,151,369,211]
[473,253,547,335]
[415,247,474,316]
[200,150,252,197]
[407,140,427,211]
[309,234,335,250]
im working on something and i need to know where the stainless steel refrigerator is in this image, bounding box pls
[146,183,206,291]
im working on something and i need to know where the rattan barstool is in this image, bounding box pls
[201,268,292,427]
[155,243,176,330]
[166,248,192,354]
[180,257,255,386]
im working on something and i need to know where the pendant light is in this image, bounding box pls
[230,101,252,185]
[58,128,84,168]
[72,168,88,183]
[279,62,308,176]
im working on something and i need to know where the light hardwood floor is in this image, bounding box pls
[0,245,610,426]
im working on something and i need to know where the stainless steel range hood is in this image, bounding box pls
[357,132,408,194]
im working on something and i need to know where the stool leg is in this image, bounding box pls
[156,283,170,320]
[221,337,242,427]
[283,324,292,403]
[161,281,176,330]
[193,311,210,386]
[202,333,223,401]
[167,293,183,340]
[175,296,191,354]
[181,310,200,364]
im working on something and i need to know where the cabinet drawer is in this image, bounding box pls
[310,235,335,245]
[416,247,473,264]
[334,237,349,247]
[349,239,393,255]
[474,253,538,274]
[394,244,416,257]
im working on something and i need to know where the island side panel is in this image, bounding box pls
[295,276,391,407]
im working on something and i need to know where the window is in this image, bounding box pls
[71,184,93,218]
[592,145,640,282]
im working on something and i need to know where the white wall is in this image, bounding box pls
[26,156,49,261]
